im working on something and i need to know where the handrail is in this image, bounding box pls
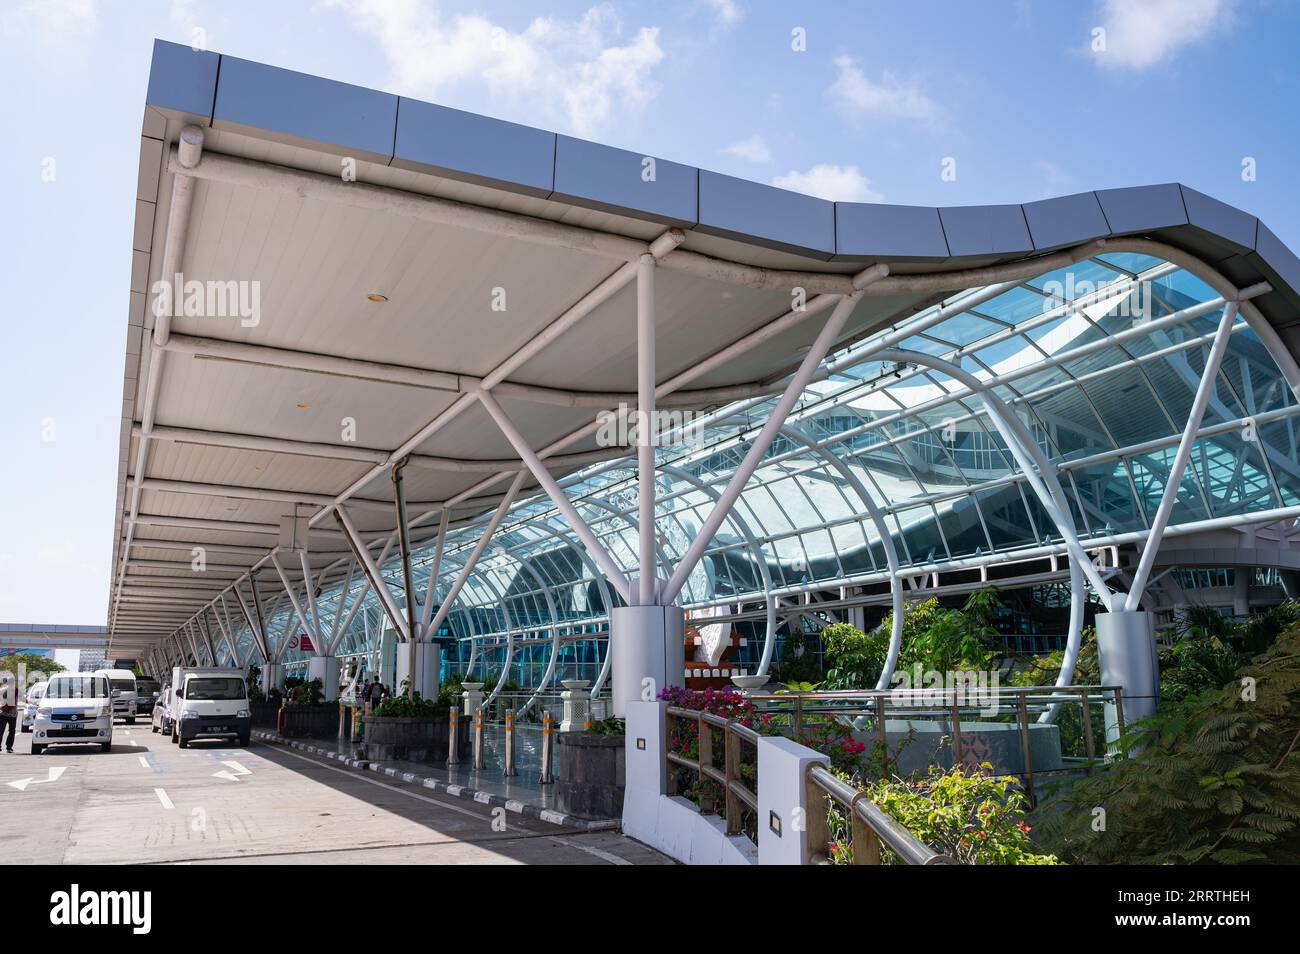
[664,705,759,836]
[806,764,957,865]
[748,684,1123,701]
[746,683,1125,805]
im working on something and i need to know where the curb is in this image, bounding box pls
[251,730,620,832]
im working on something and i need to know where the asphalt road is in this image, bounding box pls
[0,719,669,865]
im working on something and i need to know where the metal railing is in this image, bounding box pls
[664,706,759,836]
[805,764,957,865]
[745,684,1125,804]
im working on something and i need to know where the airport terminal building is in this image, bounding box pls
[8,39,1299,865]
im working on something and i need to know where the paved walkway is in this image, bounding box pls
[253,729,610,830]
[0,722,670,865]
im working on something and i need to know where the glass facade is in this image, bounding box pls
[223,252,1300,686]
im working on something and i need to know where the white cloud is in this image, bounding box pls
[0,0,96,37]
[703,0,743,26]
[1093,0,1233,71]
[326,0,664,138]
[772,164,883,203]
[721,135,772,163]
[827,56,938,121]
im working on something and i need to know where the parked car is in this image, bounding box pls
[136,677,161,715]
[21,681,48,733]
[151,685,174,736]
[32,673,113,754]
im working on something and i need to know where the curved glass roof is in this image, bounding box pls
[223,250,1300,676]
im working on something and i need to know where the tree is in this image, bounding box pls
[0,652,65,678]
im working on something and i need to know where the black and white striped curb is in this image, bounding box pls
[252,730,619,832]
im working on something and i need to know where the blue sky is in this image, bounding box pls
[1,0,1297,628]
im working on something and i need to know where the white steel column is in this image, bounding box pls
[232,584,269,663]
[1125,302,1241,609]
[637,253,657,605]
[662,292,864,603]
[418,509,449,636]
[197,615,218,666]
[270,551,319,652]
[477,390,634,604]
[424,472,527,640]
[334,506,410,642]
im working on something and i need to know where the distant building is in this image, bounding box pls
[78,650,107,672]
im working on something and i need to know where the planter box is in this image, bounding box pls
[281,705,340,739]
[556,733,625,819]
[364,714,466,762]
[250,703,280,728]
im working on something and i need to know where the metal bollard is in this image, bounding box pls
[503,709,518,776]
[538,709,555,785]
[447,706,460,765]
[473,708,485,770]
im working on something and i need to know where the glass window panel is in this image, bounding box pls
[974,486,1038,550]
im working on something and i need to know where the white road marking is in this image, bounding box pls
[155,788,175,809]
[213,759,252,782]
[138,756,150,768]
[7,767,67,791]
[548,837,630,865]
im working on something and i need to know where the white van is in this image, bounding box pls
[170,667,251,748]
[32,673,113,754]
[94,668,138,724]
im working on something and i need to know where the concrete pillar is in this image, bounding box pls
[610,604,685,717]
[307,655,339,701]
[757,735,829,865]
[262,662,284,697]
[1095,610,1158,745]
[559,680,591,732]
[395,642,440,701]
[461,682,485,716]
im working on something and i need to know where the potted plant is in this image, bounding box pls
[279,678,339,738]
[363,684,462,762]
[556,714,626,820]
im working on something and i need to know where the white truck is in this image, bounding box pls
[170,667,251,748]
[94,668,138,724]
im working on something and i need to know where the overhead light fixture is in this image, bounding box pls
[367,293,388,303]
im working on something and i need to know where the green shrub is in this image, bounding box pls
[286,677,326,707]
[820,622,888,690]
[372,692,445,718]
[837,765,1059,865]
[1032,619,1300,864]
[588,715,625,736]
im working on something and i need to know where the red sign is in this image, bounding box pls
[299,633,315,652]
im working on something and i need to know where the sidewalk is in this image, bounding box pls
[252,725,619,832]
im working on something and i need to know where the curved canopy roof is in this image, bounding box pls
[110,40,1300,662]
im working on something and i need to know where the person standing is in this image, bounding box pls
[0,692,16,753]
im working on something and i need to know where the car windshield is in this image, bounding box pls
[186,678,246,700]
[47,676,109,700]
[110,679,134,693]
[137,680,159,694]
[27,685,46,703]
